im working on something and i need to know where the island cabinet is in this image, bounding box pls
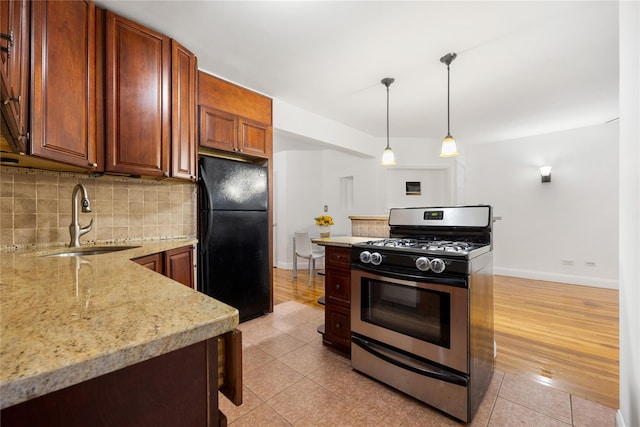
[134,245,194,288]
[198,72,272,160]
[0,339,222,427]
[0,0,29,154]
[103,10,170,177]
[322,246,352,354]
[31,0,99,169]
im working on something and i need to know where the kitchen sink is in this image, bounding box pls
[42,245,141,257]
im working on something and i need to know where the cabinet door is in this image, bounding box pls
[105,11,170,177]
[325,268,350,307]
[133,253,163,273]
[199,105,237,152]
[324,304,351,353]
[326,246,351,269]
[170,39,197,181]
[30,0,97,169]
[0,0,29,153]
[238,117,269,158]
[164,245,194,288]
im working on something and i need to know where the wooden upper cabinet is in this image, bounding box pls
[30,0,98,169]
[104,10,170,177]
[199,106,237,152]
[198,72,272,159]
[170,39,197,181]
[0,0,30,154]
[239,117,270,158]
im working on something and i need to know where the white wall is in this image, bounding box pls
[617,1,639,425]
[465,122,619,289]
[273,133,465,270]
[274,148,386,270]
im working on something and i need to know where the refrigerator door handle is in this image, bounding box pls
[199,164,215,250]
[199,164,214,211]
[202,210,214,250]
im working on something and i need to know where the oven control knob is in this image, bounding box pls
[415,257,431,271]
[430,258,446,273]
[359,251,372,264]
[370,252,383,265]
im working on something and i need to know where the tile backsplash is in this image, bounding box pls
[0,167,196,249]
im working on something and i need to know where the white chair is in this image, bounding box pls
[292,231,325,286]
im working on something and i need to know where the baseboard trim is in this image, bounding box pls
[495,267,619,289]
[616,409,626,427]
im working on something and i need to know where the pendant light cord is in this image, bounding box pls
[386,84,390,148]
[447,63,451,136]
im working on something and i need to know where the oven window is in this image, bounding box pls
[361,279,451,348]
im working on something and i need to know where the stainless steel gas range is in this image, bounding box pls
[350,205,494,423]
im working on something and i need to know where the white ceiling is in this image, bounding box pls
[96,1,620,148]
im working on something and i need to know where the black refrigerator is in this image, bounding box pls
[198,156,270,322]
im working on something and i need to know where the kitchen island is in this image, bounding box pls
[0,239,239,425]
[312,236,374,354]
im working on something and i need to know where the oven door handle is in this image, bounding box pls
[352,264,468,288]
[351,335,468,387]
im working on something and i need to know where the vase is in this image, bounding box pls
[319,226,331,238]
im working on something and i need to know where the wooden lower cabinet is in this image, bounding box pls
[134,245,194,288]
[133,252,163,273]
[324,304,351,351]
[165,245,194,288]
[322,246,352,354]
[0,339,222,426]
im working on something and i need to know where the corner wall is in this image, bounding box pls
[617,1,639,425]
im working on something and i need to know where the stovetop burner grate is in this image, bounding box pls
[359,238,485,254]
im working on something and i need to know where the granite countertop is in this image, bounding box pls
[311,236,376,247]
[0,238,239,410]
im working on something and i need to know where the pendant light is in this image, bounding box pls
[380,77,396,166]
[440,53,459,158]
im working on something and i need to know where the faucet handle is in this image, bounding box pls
[80,217,94,236]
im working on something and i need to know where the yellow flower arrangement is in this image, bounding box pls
[314,215,334,226]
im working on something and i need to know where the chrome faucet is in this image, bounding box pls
[69,184,94,248]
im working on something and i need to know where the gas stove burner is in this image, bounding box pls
[369,238,418,248]
[362,238,480,254]
[421,241,474,253]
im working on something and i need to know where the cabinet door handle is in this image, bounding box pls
[0,31,14,46]
[3,96,20,105]
[0,32,13,58]
[89,162,97,168]
[335,283,341,290]
[335,322,341,329]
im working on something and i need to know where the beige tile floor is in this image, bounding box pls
[219,301,615,427]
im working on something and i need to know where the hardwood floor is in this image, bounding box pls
[272,267,619,409]
[493,275,619,409]
[273,266,326,309]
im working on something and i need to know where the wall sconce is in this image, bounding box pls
[540,166,552,183]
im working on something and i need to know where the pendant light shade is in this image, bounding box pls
[440,53,459,158]
[381,77,396,166]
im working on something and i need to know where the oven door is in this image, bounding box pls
[351,267,469,374]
